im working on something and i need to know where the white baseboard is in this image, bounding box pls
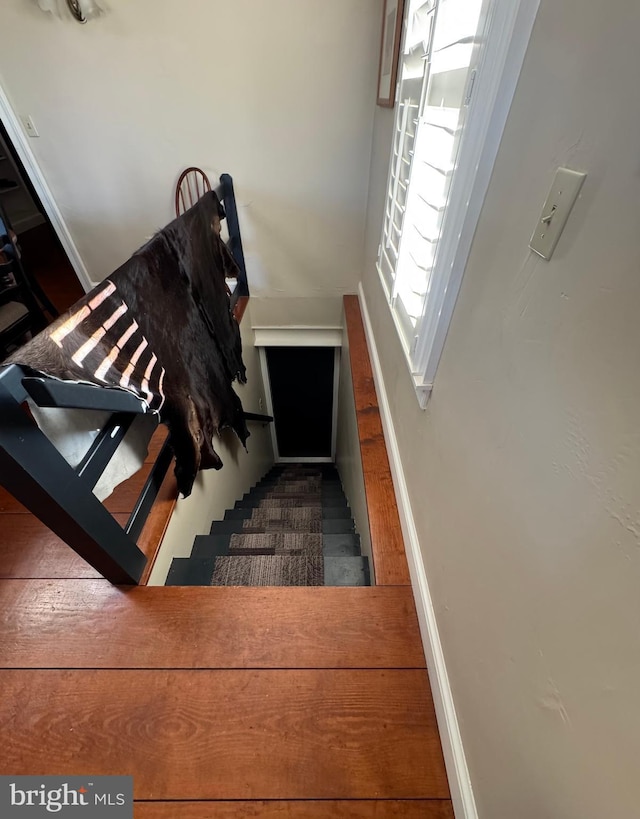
[357,282,478,819]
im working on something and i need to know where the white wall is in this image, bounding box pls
[149,302,273,584]
[0,0,379,293]
[361,0,640,816]
[335,316,373,572]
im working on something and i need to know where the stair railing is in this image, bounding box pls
[0,173,252,585]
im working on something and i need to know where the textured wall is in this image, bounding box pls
[361,0,640,815]
[0,0,379,293]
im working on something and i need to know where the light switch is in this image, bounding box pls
[529,167,586,260]
[20,115,39,138]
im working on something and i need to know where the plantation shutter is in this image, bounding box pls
[377,0,486,354]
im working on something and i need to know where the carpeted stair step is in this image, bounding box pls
[256,475,339,485]
[211,555,324,586]
[234,495,348,508]
[256,477,342,487]
[225,506,352,520]
[226,506,323,532]
[191,532,362,559]
[244,488,345,501]
[256,482,323,493]
[210,517,355,536]
[167,462,368,588]
[225,533,324,555]
[167,554,370,587]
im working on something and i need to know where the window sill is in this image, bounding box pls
[371,273,433,411]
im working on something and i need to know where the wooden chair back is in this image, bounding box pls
[175,167,212,217]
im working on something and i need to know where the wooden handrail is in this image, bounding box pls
[343,295,410,586]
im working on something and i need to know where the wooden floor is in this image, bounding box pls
[0,280,453,815]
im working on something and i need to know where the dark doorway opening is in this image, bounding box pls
[0,118,84,317]
[266,346,335,459]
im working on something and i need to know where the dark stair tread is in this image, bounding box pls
[225,506,352,520]
[324,556,370,587]
[210,519,355,536]
[323,533,362,557]
[191,534,230,558]
[322,518,356,534]
[165,557,215,586]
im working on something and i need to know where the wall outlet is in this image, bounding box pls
[20,115,39,138]
[258,397,263,411]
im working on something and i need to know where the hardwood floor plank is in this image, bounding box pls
[0,515,129,578]
[0,669,448,800]
[136,801,454,818]
[0,583,426,669]
[343,296,410,586]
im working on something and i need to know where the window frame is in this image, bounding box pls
[377,0,541,408]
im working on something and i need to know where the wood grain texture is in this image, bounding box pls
[343,296,410,585]
[0,515,128,578]
[0,582,425,669]
[136,801,454,819]
[144,426,169,463]
[0,669,449,800]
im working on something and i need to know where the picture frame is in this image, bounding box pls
[376,0,405,107]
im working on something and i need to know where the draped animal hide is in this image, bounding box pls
[7,191,249,497]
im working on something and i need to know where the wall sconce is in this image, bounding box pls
[36,0,104,22]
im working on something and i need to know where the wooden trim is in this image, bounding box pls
[343,295,410,585]
[137,470,178,585]
[174,167,212,217]
[135,801,454,818]
[253,327,342,347]
[377,0,406,108]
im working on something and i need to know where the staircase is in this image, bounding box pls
[165,463,371,587]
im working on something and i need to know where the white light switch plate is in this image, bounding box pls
[529,167,586,260]
[20,115,39,138]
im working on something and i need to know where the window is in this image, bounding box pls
[377,0,539,407]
